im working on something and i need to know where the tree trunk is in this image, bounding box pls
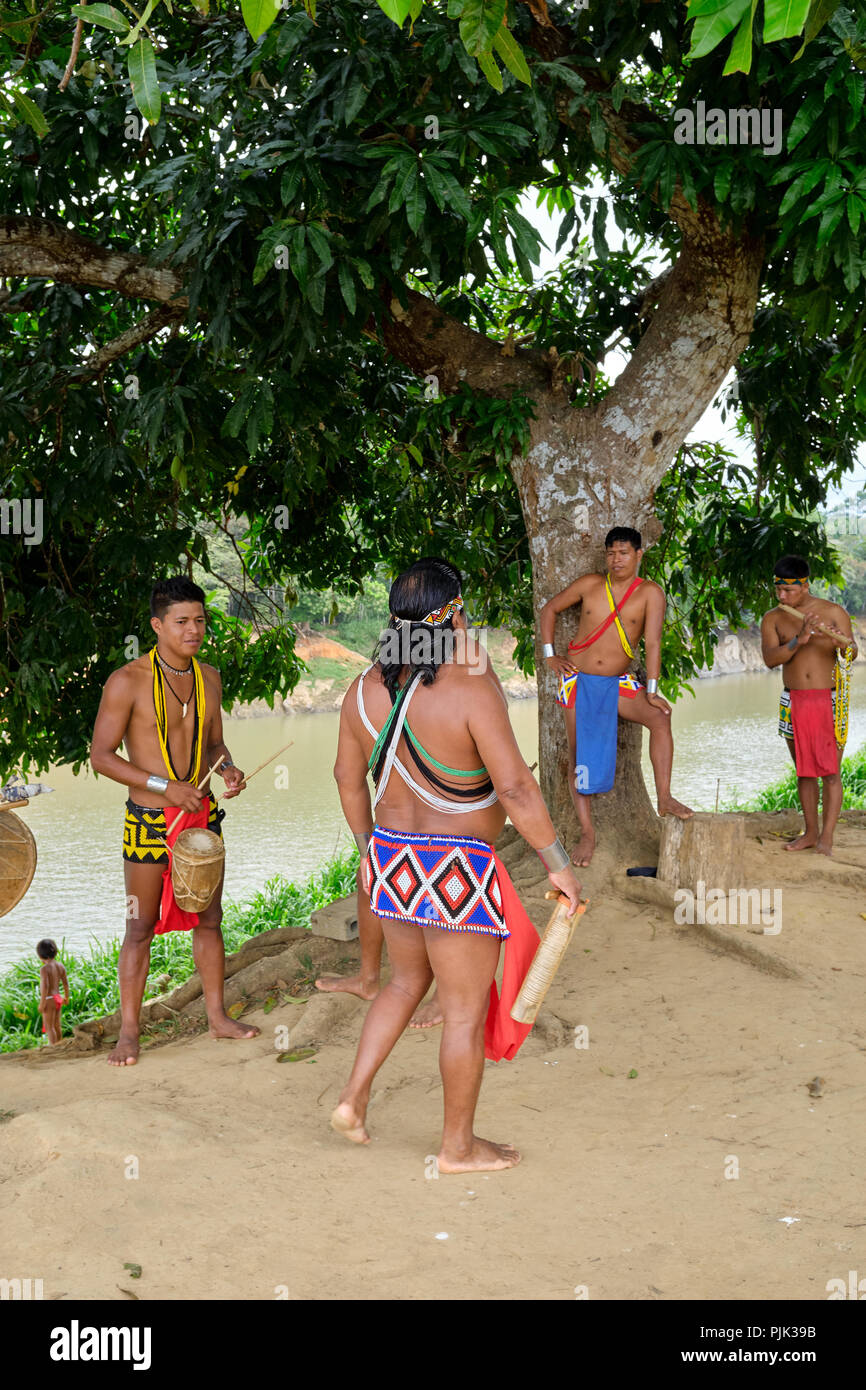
[511,401,660,857]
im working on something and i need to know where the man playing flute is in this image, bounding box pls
[91,576,259,1065]
[761,554,858,856]
[539,526,692,866]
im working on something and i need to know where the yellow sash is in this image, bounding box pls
[606,574,635,660]
[150,647,205,784]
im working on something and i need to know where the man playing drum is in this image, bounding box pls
[331,558,581,1172]
[90,576,258,1065]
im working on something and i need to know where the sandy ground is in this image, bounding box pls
[1,813,865,1302]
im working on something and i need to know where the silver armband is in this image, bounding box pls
[146,774,169,794]
[354,831,371,854]
[646,678,658,696]
[537,837,569,873]
[542,643,556,659]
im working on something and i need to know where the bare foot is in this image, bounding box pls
[409,995,443,1029]
[571,832,596,868]
[315,974,378,1001]
[815,840,833,858]
[783,832,818,852]
[209,1012,260,1040]
[330,1101,370,1145]
[437,1137,521,1174]
[658,796,693,819]
[107,1032,139,1066]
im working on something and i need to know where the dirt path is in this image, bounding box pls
[1,816,864,1301]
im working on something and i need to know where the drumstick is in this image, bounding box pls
[196,755,226,790]
[778,603,847,642]
[217,741,294,800]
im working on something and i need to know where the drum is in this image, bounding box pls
[0,809,37,918]
[170,827,225,913]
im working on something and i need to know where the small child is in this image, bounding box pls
[36,940,69,1045]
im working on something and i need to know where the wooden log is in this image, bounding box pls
[657,812,745,893]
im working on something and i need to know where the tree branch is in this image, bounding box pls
[379,287,552,398]
[0,216,188,306]
[59,5,86,93]
[67,305,186,380]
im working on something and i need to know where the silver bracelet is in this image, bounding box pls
[542,643,555,659]
[646,678,658,696]
[354,831,371,854]
[146,774,169,794]
[221,755,234,768]
[537,837,569,872]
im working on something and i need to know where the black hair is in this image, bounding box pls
[773,555,810,580]
[150,577,206,622]
[36,939,57,960]
[374,557,463,699]
[369,558,493,802]
[605,526,642,550]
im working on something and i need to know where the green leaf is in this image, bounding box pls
[375,0,414,23]
[275,1047,317,1062]
[722,0,758,74]
[816,200,845,248]
[241,0,282,42]
[686,0,752,62]
[306,224,333,271]
[404,172,426,233]
[763,0,811,44]
[787,91,822,150]
[777,163,828,217]
[127,37,161,126]
[476,49,503,91]
[422,161,472,220]
[459,0,507,57]
[794,0,844,58]
[713,161,734,203]
[492,26,531,85]
[338,262,357,315]
[354,258,375,289]
[123,0,159,47]
[10,89,48,139]
[70,3,129,34]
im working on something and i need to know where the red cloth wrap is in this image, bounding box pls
[153,802,211,935]
[484,855,540,1062]
[42,993,64,1034]
[789,689,839,778]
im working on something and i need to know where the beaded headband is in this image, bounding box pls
[773,576,808,586]
[391,596,464,628]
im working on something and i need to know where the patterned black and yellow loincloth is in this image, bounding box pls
[123,795,224,865]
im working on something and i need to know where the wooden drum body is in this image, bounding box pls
[0,809,37,917]
[171,827,224,913]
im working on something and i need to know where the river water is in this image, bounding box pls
[2,667,864,972]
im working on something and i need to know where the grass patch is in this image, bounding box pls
[304,657,360,683]
[723,740,866,812]
[0,849,359,1055]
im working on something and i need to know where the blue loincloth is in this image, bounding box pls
[574,672,620,794]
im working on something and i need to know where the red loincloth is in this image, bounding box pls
[42,993,64,1035]
[485,856,540,1062]
[789,688,839,778]
[153,802,212,935]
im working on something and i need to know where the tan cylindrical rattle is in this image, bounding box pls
[510,892,589,1026]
